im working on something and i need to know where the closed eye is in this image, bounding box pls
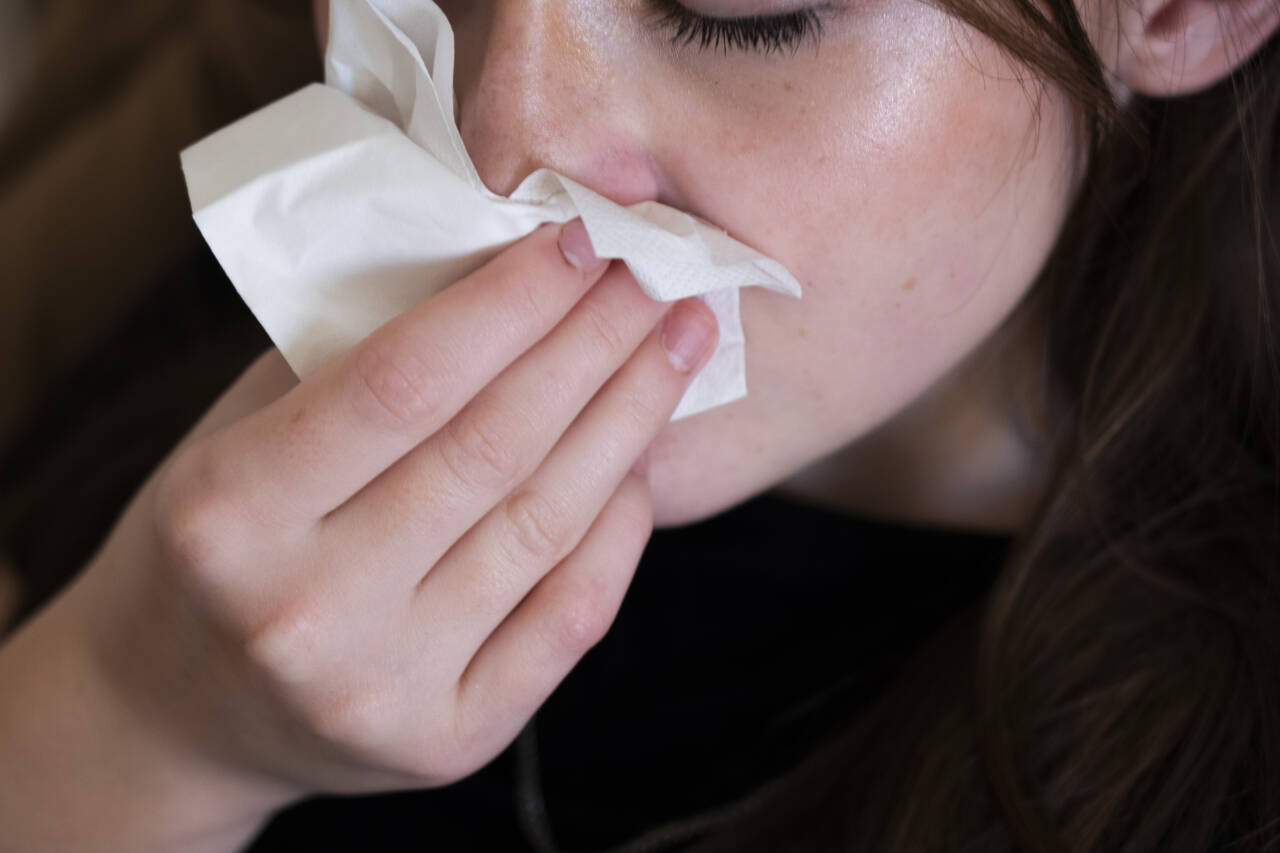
[644,0,827,56]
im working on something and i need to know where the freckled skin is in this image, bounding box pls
[314,0,1090,529]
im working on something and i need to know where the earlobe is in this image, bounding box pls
[1113,0,1280,96]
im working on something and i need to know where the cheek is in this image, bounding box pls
[638,4,1083,524]
[663,7,1078,423]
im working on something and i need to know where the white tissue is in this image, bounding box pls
[180,0,802,421]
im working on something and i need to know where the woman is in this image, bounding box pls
[1,0,1276,849]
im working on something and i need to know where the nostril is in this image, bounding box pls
[570,147,668,208]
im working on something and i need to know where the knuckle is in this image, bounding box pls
[440,408,522,491]
[353,339,442,429]
[243,600,326,687]
[616,386,665,431]
[545,575,618,657]
[153,447,243,574]
[578,297,630,355]
[502,488,572,564]
[498,226,592,322]
[244,604,391,751]
[499,255,558,328]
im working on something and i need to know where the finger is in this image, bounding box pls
[413,297,717,657]
[319,263,670,586]
[199,221,610,524]
[449,470,653,763]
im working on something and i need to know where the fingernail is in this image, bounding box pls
[661,300,716,373]
[559,219,602,271]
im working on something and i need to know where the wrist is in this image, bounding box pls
[0,570,295,853]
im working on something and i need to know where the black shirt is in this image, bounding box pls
[247,491,1011,852]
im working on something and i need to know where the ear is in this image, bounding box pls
[1112,0,1280,96]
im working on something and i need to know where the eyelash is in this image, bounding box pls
[645,0,826,56]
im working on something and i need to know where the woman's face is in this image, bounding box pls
[314,0,1087,527]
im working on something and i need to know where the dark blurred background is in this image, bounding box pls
[0,0,321,631]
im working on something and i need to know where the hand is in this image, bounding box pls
[64,219,718,806]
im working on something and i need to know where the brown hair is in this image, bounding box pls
[693,2,1280,850]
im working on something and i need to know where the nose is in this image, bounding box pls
[451,1,665,206]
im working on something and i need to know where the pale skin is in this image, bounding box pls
[1,0,1276,850]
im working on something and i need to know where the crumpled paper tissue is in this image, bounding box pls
[181,0,803,421]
